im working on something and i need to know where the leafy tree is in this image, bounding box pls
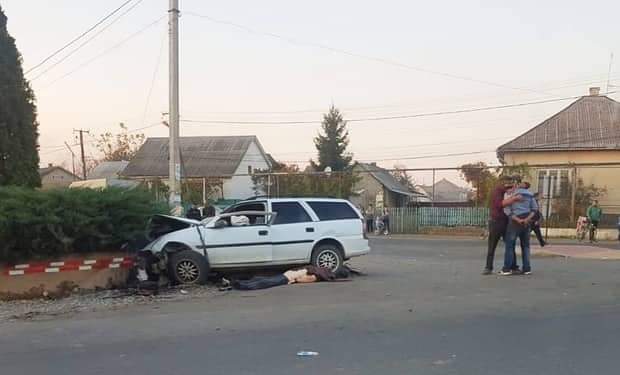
[0,6,40,187]
[391,164,416,191]
[459,161,532,206]
[95,123,145,161]
[252,160,357,199]
[181,178,223,205]
[252,162,311,197]
[459,162,497,205]
[552,179,607,226]
[311,106,353,172]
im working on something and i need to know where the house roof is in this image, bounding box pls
[356,163,424,197]
[38,165,80,179]
[88,161,129,179]
[121,136,270,178]
[497,94,620,159]
[420,178,469,195]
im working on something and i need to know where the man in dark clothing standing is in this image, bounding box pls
[482,175,522,275]
[529,191,546,247]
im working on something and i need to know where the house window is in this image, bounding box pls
[537,169,571,198]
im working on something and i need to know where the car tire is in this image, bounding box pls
[168,249,209,285]
[311,244,344,272]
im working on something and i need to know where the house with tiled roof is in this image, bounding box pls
[497,87,620,217]
[122,136,271,200]
[352,163,430,209]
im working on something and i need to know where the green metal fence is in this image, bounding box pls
[386,207,489,234]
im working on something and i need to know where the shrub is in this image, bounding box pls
[0,187,167,263]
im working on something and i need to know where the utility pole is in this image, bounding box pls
[73,129,89,179]
[168,0,182,211]
[64,141,76,176]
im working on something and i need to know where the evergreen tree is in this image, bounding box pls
[0,6,40,187]
[311,106,353,172]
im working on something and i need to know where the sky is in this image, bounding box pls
[2,0,619,185]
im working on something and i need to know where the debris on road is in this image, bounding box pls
[432,354,456,366]
[297,351,319,357]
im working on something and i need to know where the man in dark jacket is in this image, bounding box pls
[482,175,523,275]
[529,190,546,247]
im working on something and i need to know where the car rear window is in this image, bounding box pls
[306,201,360,221]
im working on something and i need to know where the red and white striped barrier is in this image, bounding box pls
[3,256,135,276]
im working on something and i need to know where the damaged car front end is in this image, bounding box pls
[135,211,273,285]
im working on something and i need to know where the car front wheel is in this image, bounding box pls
[168,249,209,285]
[311,244,344,272]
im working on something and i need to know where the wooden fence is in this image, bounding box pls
[385,207,489,234]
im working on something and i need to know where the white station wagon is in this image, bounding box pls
[141,198,370,284]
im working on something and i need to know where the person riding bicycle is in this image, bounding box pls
[586,200,603,243]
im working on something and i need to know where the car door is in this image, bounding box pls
[202,202,272,266]
[269,201,316,262]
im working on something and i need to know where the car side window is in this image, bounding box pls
[272,202,312,225]
[224,202,267,226]
[307,201,360,221]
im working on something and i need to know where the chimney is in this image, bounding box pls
[48,163,53,168]
[589,87,600,96]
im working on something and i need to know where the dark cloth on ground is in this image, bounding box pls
[232,274,289,290]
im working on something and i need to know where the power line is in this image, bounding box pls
[150,132,620,164]
[24,0,137,74]
[29,0,145,82]
[40,16,166,89]
[178,76,619,117]
[184,11,550,96]
[179,93,612,125]
[140,31,167,127]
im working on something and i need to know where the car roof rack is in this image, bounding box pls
[242,195,339,201]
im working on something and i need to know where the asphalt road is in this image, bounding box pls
[2,236,620,375]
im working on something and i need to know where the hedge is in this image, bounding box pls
[0,186,168,263]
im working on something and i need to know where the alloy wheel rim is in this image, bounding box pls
[177,260,199,283]
[317,250,339,271]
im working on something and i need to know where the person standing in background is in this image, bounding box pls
[365,205,375,234]
[383,208,390,235]
[587,200,603,242]
[521,184,546,247]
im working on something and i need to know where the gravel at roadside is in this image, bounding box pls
[0,285,219,324]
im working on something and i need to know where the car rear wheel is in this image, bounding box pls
[168,250,209,285]
[311,244,344,272]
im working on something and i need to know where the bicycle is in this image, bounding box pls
[588,221,598,243]
[576,216,588,242]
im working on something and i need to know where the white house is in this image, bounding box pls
[121,136,272,200]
